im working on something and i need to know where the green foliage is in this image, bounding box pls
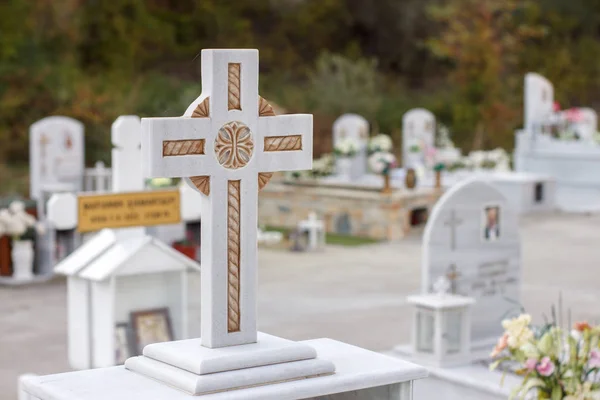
[308,52,381,121]
[2,0,600,192]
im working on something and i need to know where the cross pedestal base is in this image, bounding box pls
[23,338,429,400]
[124,332,336,395]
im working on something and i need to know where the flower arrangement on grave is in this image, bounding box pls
[490,314,600,400]
[368,152,397,194]
[0,201,45,280]
[367,133,393,154]
[333,137,360,158]
[284,153,335,181]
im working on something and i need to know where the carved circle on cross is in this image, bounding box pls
[214,121,254,169]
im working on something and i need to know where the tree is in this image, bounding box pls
[426,0,544,150]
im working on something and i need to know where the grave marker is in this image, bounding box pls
[332,114,369,180]
[402,108,435,168]
[29,116,85,206]
[422,178,521,348]
[524,73,554,132]
[141,49,313,348]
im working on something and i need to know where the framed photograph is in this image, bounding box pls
[482,205,500,242]
[130,308,174,355]
[115,322,133,365]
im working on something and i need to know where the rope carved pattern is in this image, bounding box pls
[163,139,205,157]
[227,180,241,332]
[215,121,254,169]
[263,135,303,152]
[228,63,241,110]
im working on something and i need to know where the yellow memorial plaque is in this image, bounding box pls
[77,190,181,233]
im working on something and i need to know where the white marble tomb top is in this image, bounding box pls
[22,339,428,400]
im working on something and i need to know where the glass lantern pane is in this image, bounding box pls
[416,311,434,353]
[445,309,462,354]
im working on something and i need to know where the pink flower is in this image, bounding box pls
[589,350,600,368]
[553,102,561,112]
[525,358,538,372]
[536,357,555,377]
[565,108,583,123]
[490,333,509,358]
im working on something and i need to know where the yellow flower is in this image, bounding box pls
[502,314,534,349]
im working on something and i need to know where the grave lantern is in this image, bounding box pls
[408,277,474,367]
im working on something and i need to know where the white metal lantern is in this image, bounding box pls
[407,289,474,368]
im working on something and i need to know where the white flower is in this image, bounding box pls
[5,218,27,237]
[368,152,397,174]
[0,209,12,224]
[334,138,360,157]
[368,134,393,153]
[8,201,25,215]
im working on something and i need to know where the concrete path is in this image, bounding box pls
[2,212,600,399]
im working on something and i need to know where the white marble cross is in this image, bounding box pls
[141,49,313,349]
[443,210,463,251]
[298,212,325,251]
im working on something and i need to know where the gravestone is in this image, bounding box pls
[524,73,554,132]
[29,116,85,212]
[332,114,369,180]
[422,178,521,349]
[402,108,435,168]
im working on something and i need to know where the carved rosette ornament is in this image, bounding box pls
[215,121,254,169]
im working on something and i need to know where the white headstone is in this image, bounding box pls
[402,108,435,168]
[422,178,521,346]
[29,116,84,201]
[524,73,554,132]
[141,49,313,349]
[332,114,369,180]
[112,116,144,192]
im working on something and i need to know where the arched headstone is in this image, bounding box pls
[402,108,435,168]
[422,178,521,347]
[524,73,554,132]
[29,116,84,202]
[332,114,369,180]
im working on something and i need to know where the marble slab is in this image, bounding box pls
[22,338,428,400]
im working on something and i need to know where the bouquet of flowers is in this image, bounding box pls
[333,137,360,158]
[0,201,45,240]
[368,152,397,175]
[490,314,600,399]
[368,134,393,154]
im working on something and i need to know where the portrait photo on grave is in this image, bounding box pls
[130,308,173,355]
[115,322,133,365]
[482,205,500,242]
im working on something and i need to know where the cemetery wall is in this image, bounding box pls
[259,182,442,240]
